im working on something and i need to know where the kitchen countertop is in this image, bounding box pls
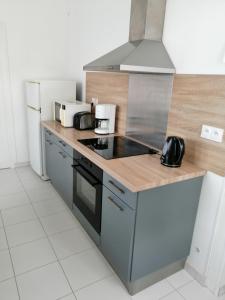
[42,121,206,192]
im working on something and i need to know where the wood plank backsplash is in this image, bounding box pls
[86,72,225,176]
[167,75,225,176]
[86,72,129,134]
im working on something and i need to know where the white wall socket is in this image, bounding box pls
[201,125,224,143]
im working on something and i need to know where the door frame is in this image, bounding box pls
[0,22,16,168]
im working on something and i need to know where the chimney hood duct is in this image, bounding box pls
[84,0,175,74]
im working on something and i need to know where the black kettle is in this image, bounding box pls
[161,136,185,168]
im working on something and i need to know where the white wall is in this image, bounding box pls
[0,0,71,164]
[2,0,225,164]
[0,23,16,168]
[164,0,225,74]
[68,0,225,98]
[67,0,131,99]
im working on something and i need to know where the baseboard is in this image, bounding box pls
[185,261,206,286]
[126,259,185,295]
[13,162,30,168]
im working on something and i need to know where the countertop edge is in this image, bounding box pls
[42,121,206,193]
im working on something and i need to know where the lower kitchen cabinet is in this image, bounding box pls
[101,186,136,282]
[101,174,203,295]
[54,150,73,209]
[45,131,73,209]
[45,138,59,186]
[43,127,204,295]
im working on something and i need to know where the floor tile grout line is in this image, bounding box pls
[165,277,194,300]
[2,204,69,229]
[43,224,81,238]
[56,245,95,262]
[175,288,187,300]
[173,278,195,291]
[46,223,87,238]
[4,168,196,300]
[16,169,116,299]
[56,292,77,300]
[0,201,34,212]
[16,173,78,299]
[0,210,21,300]
[47,224,89,238]
[8,235,49,250]
[31,210,77,298]
[2,200,88,251]
[3,216,39,229]
[13,168,190,300]
[166,276,195,289]
[15,259,59,278]
[4,211,80,238]
[74,273,114,295]
[174,280,195,300]
[0,202,30,212]
[158,290,180,300]
[176,279,194,289]
[0,275,15,284]
[14,169,132,298]
[0,190,26,200]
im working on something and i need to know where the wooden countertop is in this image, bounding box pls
[42,121,206,192]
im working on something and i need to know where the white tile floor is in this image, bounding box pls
[0,166,223,300]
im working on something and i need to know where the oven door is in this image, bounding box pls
[73,164,102,234]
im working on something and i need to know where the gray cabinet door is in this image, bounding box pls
[45,139,59,187]
[45,136,73,209]
[101,187,135,282]
[131,177,203,281]
[54,150,73,209]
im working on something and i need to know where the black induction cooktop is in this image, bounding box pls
[78,136,158,160]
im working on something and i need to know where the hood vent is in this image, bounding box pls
[84,0,175,74]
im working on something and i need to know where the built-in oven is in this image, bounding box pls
[72,150,103,234]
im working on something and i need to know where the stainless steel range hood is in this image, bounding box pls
[84,0,175,74]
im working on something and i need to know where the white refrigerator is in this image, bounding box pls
[26,80,76,178]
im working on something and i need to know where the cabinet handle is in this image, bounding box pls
[59,140,66,147]
[46,139,53,145]
[59,151,67,159]
[108,180,125,194]
[108,196,124,211]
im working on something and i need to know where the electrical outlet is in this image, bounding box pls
[210,127,224,143]
[201,125,212,139]
[91,97,98,106]
[201,125,224,143]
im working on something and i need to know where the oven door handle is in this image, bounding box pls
[72,165,99,187]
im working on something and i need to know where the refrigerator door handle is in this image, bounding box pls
[27,105,41,112]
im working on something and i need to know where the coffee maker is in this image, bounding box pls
[95,104,116,135]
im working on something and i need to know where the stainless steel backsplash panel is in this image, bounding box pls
[126,74,174,150]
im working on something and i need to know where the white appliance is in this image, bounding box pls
[95,104,116,135]
[25,80,76,178]
[54,100,91,127]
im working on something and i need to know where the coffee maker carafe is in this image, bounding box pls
[95,104,116,135]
